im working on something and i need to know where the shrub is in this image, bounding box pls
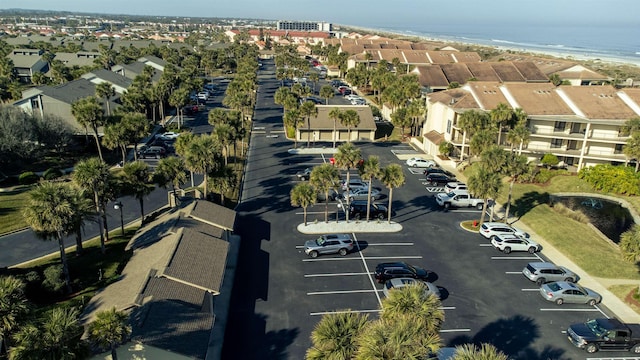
[540,153,559,168]
[551,202,589,223]
[439,141,454,156]
[18,171,39,185]
[534,168,569,184]
[42,265,66,293]
[43,168,63,180]
[579,164,640,195]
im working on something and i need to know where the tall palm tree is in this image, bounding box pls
[71,97,105,161]
[290,182,317,226]
[300,101,318,147]
[174,132,196,187]
[306,312,369,360]
[121,112,151,162]
[154,156,187,204]
[73,157,114,253]
[88,307,132,360]
[356,316,441,360]
[310,164,340,223]
[23,182,80,293]
[503,153,529,223]
[95,82,116,116]
[381,284,445,334]
[340,109,361,143]
[380,164,405,223]
[334,143,362,222]
[284,108,304,149]
[481,145,508,174]
[69,188,96,256]
[469,129,497,163]
[467,164,503,226]
[319,85,335,105]
[507,124,530,156]
[102,122,129,166]
[490,102,513,145]
[120,161,155,222]
[0,276,29,357]
[208,165,237,205]
[184,135,222,199]
[213,123,235,165]
[328,108,342,148]
[624,132,640,172]
[359,156,382,222]
[451,343,509,360]
[457,110,488,161]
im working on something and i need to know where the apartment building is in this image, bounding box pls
[277,20,331,32]
[420,82,640,170]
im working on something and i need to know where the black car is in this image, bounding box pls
[425,173,454,186]
[374,262,431,283]
[348,200,387,220]
[423,167,454,177]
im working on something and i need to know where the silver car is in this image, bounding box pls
[342,188,381,201]
[382,277,440,299]
[523,262,579,285]
[304,234,354,258]
[539,281,601,305]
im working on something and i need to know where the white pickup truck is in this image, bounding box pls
[435,190,483,209]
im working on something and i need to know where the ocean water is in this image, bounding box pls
[372,22,640,66]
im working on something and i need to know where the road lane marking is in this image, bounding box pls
[304,272,373,277]
[307,289,382,295]
[310,309,381,316]
[303,256,423,262]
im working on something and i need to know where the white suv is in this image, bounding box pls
[479,222,529,239]
[490,234,541,254]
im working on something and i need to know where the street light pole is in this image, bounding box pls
[114,201,124,236]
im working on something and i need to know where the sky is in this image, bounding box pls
[2,0,639,28]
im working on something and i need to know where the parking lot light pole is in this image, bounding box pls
[114,201,124,236]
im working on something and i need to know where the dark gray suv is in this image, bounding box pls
[304,234,354,258]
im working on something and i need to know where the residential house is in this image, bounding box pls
[111,60,163,83]
[7,48,48,82]
[53,51,101,68]
[82,199,239,360]
[81,68,133,95]
[419,82,640,170]
[296,105,377,143]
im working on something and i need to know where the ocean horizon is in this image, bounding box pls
[347,21,640,67]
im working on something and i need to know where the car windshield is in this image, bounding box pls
[316,237,325,246]
[547,282,562,291]
[586,319,608,337]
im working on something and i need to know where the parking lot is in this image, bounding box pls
[224,60,620,360]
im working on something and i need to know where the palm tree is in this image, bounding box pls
[620,225,640,264]
[503,153,529,223]
[310,164,340,223]
[213,123,236,165]
[300,101,318,147]
[340,109,361,143]
[209,165,237,205]
[306,312,369,360]
[23,182,80,293]
[0,276,29,357]
[184,135,222,199]
[120,161,155,222]
[88,307,132,360]
[381,284,445,334]
[284,108,304,149]
[451,343,509,360]
[334,143,362,222]
[359,156,382,222]
[71,97,105,161]
[391,107,412,140]
[380,164,405,223]
[469,129,497,163]
[507,124,530,156]
[457,110,488,161]
[154,156,187,205]
[356,316,441,360]
[95,82,116,116]
[69,188,96,256]
[319,85,335,105]
[490,102,513,145]
[290,182,317,226]
[467,164,503,226]
[328,108,342,148]
[624,133,640,172]
[481,145,508,174]
[73,157,114,253]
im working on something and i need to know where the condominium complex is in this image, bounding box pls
[276,20,331,32]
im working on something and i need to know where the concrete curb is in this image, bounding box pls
[297,221,403,234]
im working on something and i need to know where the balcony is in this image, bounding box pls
[530,127,628,144]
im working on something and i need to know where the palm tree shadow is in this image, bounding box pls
[511,191,549,221]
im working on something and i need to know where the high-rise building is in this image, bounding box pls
[276,21,332,32]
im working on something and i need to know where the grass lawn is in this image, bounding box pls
[0,186,32,235]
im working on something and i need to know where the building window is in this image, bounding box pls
[554,121,566,131]
[615,144,624,154]
[551,138,563,148]
[446,120,452,134]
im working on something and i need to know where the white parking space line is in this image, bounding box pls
[310,309,381,316]
[354,234,383,307]
[491,256,539,260]
[479,244,493,247]
[505,271,523,274]
[540,308,601,312]
[361,242,414,246]
[303,256,422,262]
[295,211,333,215]
[440,328,471,333]
[307,289,382,295]
[425,187,445,192]
[450,209,481,213]
[440,306,456,310]
[304,272,373,277]
[408,168,425,174]
[521,289,540,292]
[253,130,266,134]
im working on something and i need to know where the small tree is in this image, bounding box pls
[438,141,454,157]
[88,307,132,360]
[290,182,317,226]
[541,153,560,169]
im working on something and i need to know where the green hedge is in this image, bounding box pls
[18,171,39,185]
[578,164,640,195]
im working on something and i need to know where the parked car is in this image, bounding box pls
[425,173,455,186]
[374,262,431,283]
[304,234,354,258]
[300,96,323,105]
[490,233,541,254]
[342,187,381,202]
[382,278,441,299]
[137,146,166,159]
[523,262,580,285]
[423,167,454,177]
[197,92,209,101]
[406,157,436,168]
[479,222,529,239]
[539,281,602,305]
[351,98,366,105]
[341,178,369,191]
[344,94,361,101]
[296,168,312,181]
[348,200,387,220]
[317,189,339,202]
[156,132,181,141]
[444,182,467,193]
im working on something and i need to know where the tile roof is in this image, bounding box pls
[162,228,229,293]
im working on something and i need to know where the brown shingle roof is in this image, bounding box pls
[428,88,479,110]
[558,85,637,119]
[189,200,236,231]
[310,105,377,130]
[440,64,475,84]
[424,130,445,145]
[502,83,574,116]
[465,82,510,110]
[413,66,450,89]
